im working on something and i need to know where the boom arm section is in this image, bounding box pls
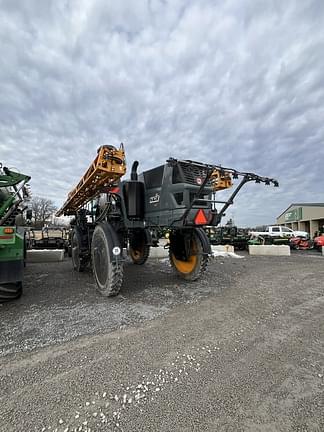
[210,164,279,224]
[56,144,126,216]
[166,159,279,226]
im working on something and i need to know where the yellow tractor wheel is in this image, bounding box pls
[169,230,208,281]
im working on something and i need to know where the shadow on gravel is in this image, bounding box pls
[0,256,241,356]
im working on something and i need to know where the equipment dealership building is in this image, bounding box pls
[276,203,324,237]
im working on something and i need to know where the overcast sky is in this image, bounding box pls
[1,0,323,226]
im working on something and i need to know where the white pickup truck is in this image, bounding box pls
[249,226,309,238]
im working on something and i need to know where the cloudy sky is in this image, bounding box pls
[1,0,323,226]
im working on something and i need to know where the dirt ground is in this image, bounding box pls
[0,252,323,431]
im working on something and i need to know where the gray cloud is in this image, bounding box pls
[0,0,323,225]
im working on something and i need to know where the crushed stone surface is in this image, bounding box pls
[0,252,324,431]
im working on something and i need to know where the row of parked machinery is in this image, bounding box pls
[289,232,324,250]
[204,222,324,251]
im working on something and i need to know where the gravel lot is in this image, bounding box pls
[0,252,324,431]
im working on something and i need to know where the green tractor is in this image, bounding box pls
[0,163,31,302]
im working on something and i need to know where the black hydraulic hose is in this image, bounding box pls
[216,176,249,221]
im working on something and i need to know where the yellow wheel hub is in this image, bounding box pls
[130,248,142,260]
[171,253,198,273]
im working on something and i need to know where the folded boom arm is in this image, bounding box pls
[56,145,126,216]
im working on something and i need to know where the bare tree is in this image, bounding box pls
[31,196,57,228]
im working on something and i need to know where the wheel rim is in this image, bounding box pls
[171,236,198,274]
[171,253,198,273]
[130,247,142,260]
[93,231,109,286]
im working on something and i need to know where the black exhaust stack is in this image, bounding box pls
[131,161,139,181]
[123,161,145,220]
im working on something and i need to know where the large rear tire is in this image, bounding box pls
[91,223,123,297]
[71,228,87,272]
[0,282,22,303]
[169,230,208,281]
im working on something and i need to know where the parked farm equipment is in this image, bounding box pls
[0,163,31,302]
[206,221,250,250]
[248,234,290,246]
[313,230,324,251]
[26,227,69,251]
[289,235,313,250]
[314,236,324,250]
[57,144,278,296]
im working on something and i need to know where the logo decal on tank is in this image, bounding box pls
[149,193,160,204]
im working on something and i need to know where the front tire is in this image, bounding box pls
[71,228,87,272]
[169,230,209,281]
[91,223,123,297]
[0,282,22,303]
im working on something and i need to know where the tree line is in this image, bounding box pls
[29,196,57,228]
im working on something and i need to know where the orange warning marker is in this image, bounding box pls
[194,209,208,225]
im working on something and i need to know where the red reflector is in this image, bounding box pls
[0,235,13,240]
[4,227,14,234]
[194,209,207,225]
